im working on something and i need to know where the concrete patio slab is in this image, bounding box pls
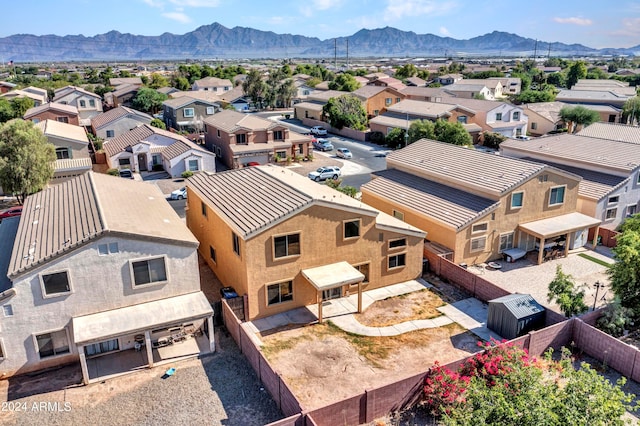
[438,298,502,342]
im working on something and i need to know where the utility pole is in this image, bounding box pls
[533,39,538,60]
[334,39,337,71]
[346,38,349,71]
[547,43,551,59]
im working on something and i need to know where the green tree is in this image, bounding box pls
[132,87,167,114]
[0,99,14,123]
[322,95,367,130]
[559,105,600,133]
[482,132,507,149]
[325,178,357,198]
[148,73,170,89]
[385,128,407,148]
[407,120,435,143]
[395,64,418,80]
[10,97,35,117]
[609,214,640,317]
[566,61,587,89]
[515,89,556,104]
[547,72,566,88]
[150,118,166,130]
[434,119,472,146]
[172,76,190,91]
[596,297,633,337]
[622,97,640,125]
[586,67,608,80]
[276,78,297,108]
[328,73,360,92]
[547,265,588,317]
[242,69,267,110]
[0,119,55,203]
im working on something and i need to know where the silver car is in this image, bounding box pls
[336,148,353,159]
[308,166,341,182]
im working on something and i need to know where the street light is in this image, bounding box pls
[593,281,605,311]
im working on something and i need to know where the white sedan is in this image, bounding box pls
[170,187,187,200]
[336,148,352,159]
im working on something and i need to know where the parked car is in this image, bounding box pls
[513,135,531,140]
[119,169,134,179]
[336,148,353,159]
[308,166,341,182]
[245,161,260,167]
[0,206,22,220]
[171,187,187,200]
[220,286,238,299]
[309,126,328,136]
[312,138,334,152]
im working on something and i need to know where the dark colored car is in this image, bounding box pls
[119,169,134,179]
[0,206,22,220]
[220,286,239,299]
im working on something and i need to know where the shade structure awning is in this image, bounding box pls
[302,261,365,291]
[72,292,213,345]
[518,212,601,239]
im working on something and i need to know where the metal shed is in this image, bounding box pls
[487,294,545,340]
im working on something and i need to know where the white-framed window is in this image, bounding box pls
[457,115,467,124]
[549,186,566,206]
[152,154,161,166]
[89,99,96,107]
[608,196,619,204]
[499,232,514,252]
[605,208,617,221]
[392,210,404,221]
[3,304,13,317]
[79,100,86,108]
[40,270,72,298]
[344,219,361,240]
[511,191,524,209]
[130,256,167,287]
[106,130,115,138]
[188,159,199,171]
[183,108,195,118]
[513,111,520,120]
[495,112,503,121]
[388,253,407,270]
[627,205,637,217]
[470,236,486,253]
[232,232,241,256]
[385,98,392,106]
[273,130,284,141]
[276,150,287,159]
[273,233,301,259]
[56,116,69,123]
[471,222,488,234]
[267,280,293,306]
[389,237,407,250]
[98,242,119,256]
[206,106,215,115]
[34,329,70,359]
[236,133,247,145]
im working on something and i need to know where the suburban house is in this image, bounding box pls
[441,97,529,139]
[103,124,216,177]
[522,102,567,136]
[555,80,634,120]
[0,88,47,107]
[203,109,311,168]
[366,76,406,91]
[216,86,250,111]
[109,77,143,87]
[368,99,482,142]
[352,85,406,118]
[500,129,640,230]
[443,83,493,100]
[157,86,180,96]
[191,77,233,93]
[104,84,140,109]
[53,86,103,126]
[400,86,450,103]
[186,165,426,321]
[436,74,464,85]
[162,96,219,132]
[361,139,600,266]
[0,81,16,93]
[577,121,640,144]
[405,76,427,87]
[489,77,522,95]
[0,172,214,383]
[36,119,92,182]
[90,105,153,140]
[24,102,80,126]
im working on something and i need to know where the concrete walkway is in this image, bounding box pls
[438,298,503,342]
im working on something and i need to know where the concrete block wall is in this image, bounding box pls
[527,320,573,356]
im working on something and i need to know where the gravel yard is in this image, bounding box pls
[0,333,282,426]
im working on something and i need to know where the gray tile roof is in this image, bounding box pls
[162,96,218,109]
[8,172,197,278]
[556,89,631,102]
[439,96,507,112]
[489,294,544,319]
[577,122,640,144]
[399,86,449,98]
[386,139,550,198]
[362,169,498,230]
[91,106,152,130]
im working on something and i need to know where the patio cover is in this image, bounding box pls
[518,212,601,239]
[302,261,365,291]
[72,291,213,345]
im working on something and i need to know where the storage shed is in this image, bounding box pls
[487,294,545,340]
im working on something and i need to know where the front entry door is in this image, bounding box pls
[322,287,342,301]
[138,153,148,171]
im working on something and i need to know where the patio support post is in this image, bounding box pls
[592,225,600,247]
[145,330,154,368]
[207,316,215,352]
[537,237,546,264]
[78,346,90,385]
[317,290,323,324]
[563,233,570,257]
[357,281,363,314]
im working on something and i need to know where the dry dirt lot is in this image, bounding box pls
[259,284,481,410]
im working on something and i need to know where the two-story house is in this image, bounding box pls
[441,97,529,139]
[0,87,47,107]
[500,126,640,231]
[352,85,406,118]
[162,96,219,132]
[447,79,504,100]
[24,102,80,126]
[203,109,311,169]
[191,77,233,93]
[436,74,464,85]
[186,166,426,321]
[522,102,567,136]
[0,172,214,383]
[91,105,153,140]
[104,84,140,109]
[53,86,103,126]
[361,139,600,266]
[36,119,92,182]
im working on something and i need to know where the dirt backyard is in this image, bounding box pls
[259,282,481,410]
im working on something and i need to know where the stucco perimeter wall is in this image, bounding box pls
[299,118,368,142]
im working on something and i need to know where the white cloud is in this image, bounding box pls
[142,0,164,8]
[611,17,640,38]
[383,0,457,21]
[168,0,220,6]
[439,26,450,36]
[313,0,343,10]
[162,11,192,23]
[553,17,593,26]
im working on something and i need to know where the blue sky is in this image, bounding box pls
[3,0,639,48]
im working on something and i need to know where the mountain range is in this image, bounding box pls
[1,22,638,62]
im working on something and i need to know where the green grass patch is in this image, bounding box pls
[578,253,612,268]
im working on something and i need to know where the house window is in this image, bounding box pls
[188,159,199,171]
[41,271,71,297]
[385,98,392,106]
[298,144,304,154]
[608,196,619,204]
[183,108,195,118]
[0,339,5,360]
[106,130,115,138]
[98,242,119,255]
[273,233,301,259]
[549,186,566,206]
[531,122,538,130]
[267,280,293,305]
[89,99,95,107]
[55,147,71,160]
[538,174,549,183]
[374,110,379,116]
[353,263,370,284]
[79,100,86,108]
[496,112,503,121]
[56,116,69,123]
[388,253,406,269]
[499,232,514,252]
[206,106,215,115]
[471,222,488,234]
[470,236,486,252]
[35,329,70,358]
[513,111,520,120]
[209,246,216,263]
[457,115,467,124]
[217,129,221,138]
[389,238,407,249]
[236,133,247,145]
[276,150,287,159]
[3,304,13,317]
[396,97,401,103]
[152,154,161,166]
[85,339,119,356]
[344,219,361,239]
[131,257,167,286]
[511,191,524,209]
[273,130,284,141]
[232,232,240,256]
[392,210,404,221]
[201,201,207,217]
[627,205,637,216]
[605,208,617,221]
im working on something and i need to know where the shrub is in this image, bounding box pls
[369,131,385,145]
[181,170,194,178]
[107,168,119,176]
[596,298,633,337]
[482,131,507,149]
[306,154,314,161]
[152,164,164,172]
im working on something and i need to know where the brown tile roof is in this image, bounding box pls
[440,96,508,112]
[109,77,143,86]
[523,102,567,123]
[91,106,152,130]
[362,169,498,230]
[168,91,221,103]
[577,122,640,144]
[217,86,246,102]
[308,90,353,102]
[385,100,464,118]
[162,96,219,109]
[53,85,101,100]
[400,86,449,98]
[202,109,276,133]
[36,119,89,144]
[193,77,233,88]
[8,172,197,277]
[103,124,176,157]
[111,84,140,97]
[24,102,78,119]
